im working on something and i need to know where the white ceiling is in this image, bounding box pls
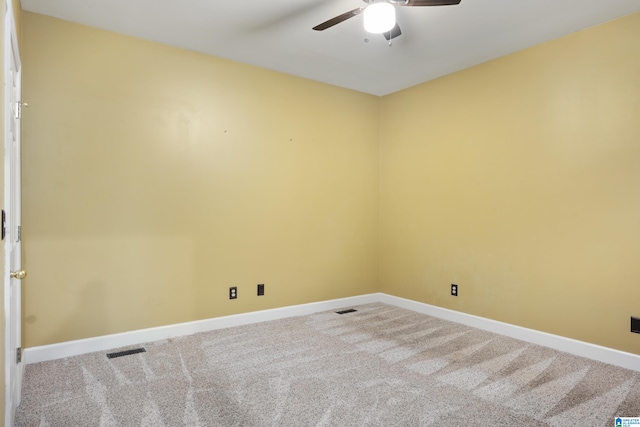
[20,0,640,96]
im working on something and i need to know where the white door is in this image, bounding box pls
[4,1,23,424]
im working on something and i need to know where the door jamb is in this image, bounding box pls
[3,0,22,424]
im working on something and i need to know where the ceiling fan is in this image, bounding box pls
[313,0,462,41]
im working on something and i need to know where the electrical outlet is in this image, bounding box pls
[229,287,237,300]
[451,284,458,296]
[257,284,264,296]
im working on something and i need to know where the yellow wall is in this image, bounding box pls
[21,10,640,357]
[21,13,380,347]
[380,13,640,354]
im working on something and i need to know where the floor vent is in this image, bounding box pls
[336,309,358,315]
[107,348,146,359]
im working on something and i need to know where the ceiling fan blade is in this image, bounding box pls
[400,0,461,6]
[383,24,402,40]
[313,7,365,31]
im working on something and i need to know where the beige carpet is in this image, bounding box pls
[15,303,640,426]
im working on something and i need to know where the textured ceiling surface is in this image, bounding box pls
[20,0,640,95]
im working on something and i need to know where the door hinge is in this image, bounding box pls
[16,347,21,364]
[17,225,21,242]
[15,102,21,120]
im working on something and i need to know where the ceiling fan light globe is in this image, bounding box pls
[363,3,395,34]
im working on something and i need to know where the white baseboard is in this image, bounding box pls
[24,293,380,364]
[380,294,640,373]
[25,292,640,373]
